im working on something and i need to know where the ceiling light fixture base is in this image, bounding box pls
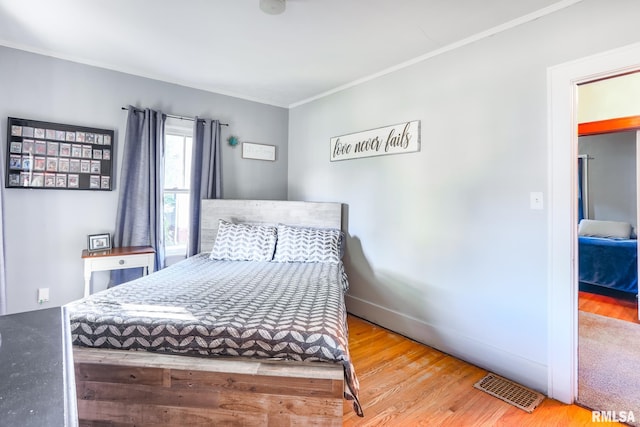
[260,0,286,15]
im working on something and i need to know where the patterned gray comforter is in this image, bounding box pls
[66,254,362,415]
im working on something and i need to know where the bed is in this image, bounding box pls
[578,236,638,295]
[66,199,362,426]
[578,219,638,296]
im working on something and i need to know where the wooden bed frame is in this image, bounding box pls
[73,199,348,426]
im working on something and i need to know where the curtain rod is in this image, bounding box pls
[121,107,228,126]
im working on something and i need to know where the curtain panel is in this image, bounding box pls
[111,106,166,286]
[188,118,222,256]
[578,157,584,223]
[0,147,6,314]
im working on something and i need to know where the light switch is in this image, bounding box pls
[530,192,544,210]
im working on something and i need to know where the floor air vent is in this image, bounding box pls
[473,373,545,413]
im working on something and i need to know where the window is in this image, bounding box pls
[163,119,192,256]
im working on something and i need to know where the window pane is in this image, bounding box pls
[163,129,192,254]
[163,192,190,248]
[165,134,184,189]
[175,193,190,246]
[164,192,177,246]
[184,137,192,187]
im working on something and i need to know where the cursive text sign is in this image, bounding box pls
[242,142,276,161]
[330,120,420,161]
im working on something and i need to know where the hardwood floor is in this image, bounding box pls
[343,314,623,426]
[578,290,638,323]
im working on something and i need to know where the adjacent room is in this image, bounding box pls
[576,74,640,420]
[1,0,640,425]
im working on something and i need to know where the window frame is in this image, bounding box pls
[163,119,193,257]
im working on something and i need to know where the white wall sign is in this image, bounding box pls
[330,120,420,161]
[242,142,276,161]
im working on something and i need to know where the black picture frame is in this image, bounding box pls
[87,233,111,252]
[6,117,114,191]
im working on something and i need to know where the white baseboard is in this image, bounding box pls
[345,294,548,394]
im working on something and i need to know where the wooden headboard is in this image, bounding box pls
[200,199,343,254]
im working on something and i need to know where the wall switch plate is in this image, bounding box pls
[37,288,49,304]
[530,192,544,210]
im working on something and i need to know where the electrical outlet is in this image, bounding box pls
[37,288,49,304]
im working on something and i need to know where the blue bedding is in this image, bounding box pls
[578,236,638,295]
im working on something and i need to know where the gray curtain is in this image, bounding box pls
[110,106,166,286]
[188,118,222,256]
[0,147,6,314]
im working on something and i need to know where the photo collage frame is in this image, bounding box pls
[6,117,114,191]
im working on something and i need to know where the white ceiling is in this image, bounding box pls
[0,0,576,108]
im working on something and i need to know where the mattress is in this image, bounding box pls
[66,254,361,414]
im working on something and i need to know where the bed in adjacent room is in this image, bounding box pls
[578,219,638,296]
[66,199,362,426]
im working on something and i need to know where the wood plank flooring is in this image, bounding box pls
[343,297,632,426]
[578,290,638,323]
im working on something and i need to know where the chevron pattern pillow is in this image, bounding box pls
[209,220,277,261]
[273,224,342,263]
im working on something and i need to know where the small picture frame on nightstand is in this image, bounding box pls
[87,233,111,252]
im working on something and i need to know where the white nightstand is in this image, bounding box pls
[81,246,155,297]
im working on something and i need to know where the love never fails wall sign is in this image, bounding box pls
[330,120,420,161]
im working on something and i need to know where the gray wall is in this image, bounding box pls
[288,0,640,394]
[579,131,637,229]
[0,46,288,313]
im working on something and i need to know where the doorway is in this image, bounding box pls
[548,42,640,404]
[577,124,639,321]
[575,125,640,413]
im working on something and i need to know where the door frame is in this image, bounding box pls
[548,41,640,403]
